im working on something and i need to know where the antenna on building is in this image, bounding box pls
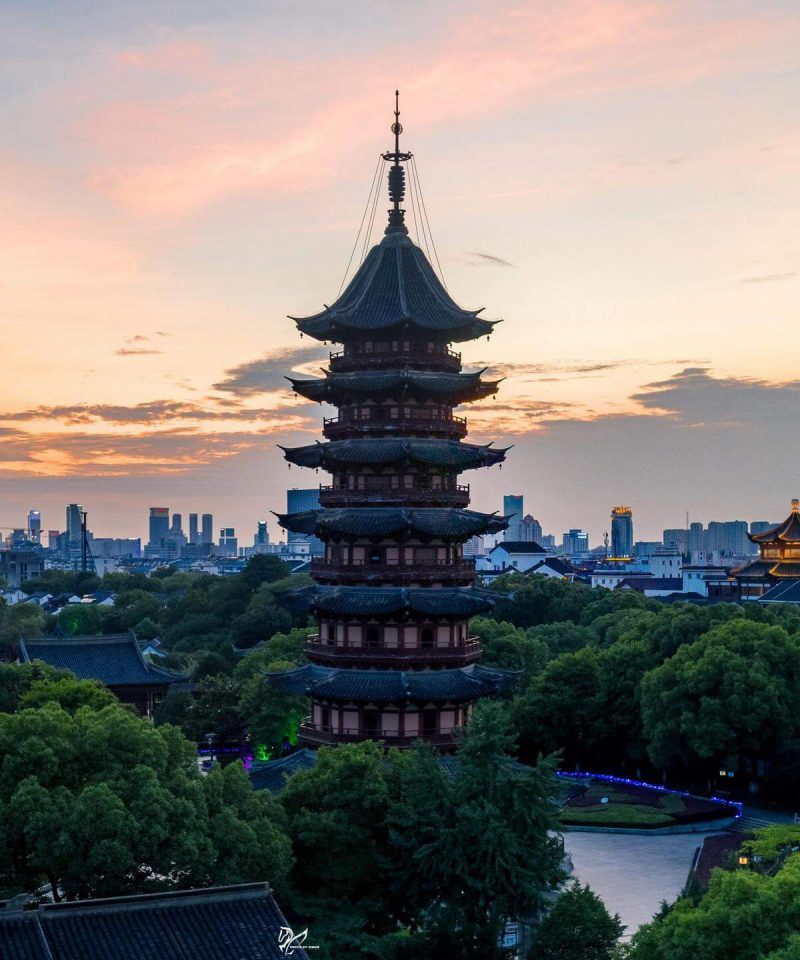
[603,531,609,558]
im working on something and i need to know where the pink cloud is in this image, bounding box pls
[68,0,797,218]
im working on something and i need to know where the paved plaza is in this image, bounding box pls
[565,829,725,938]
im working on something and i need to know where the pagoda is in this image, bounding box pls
[266,96,516,750]
[728,499,800,601]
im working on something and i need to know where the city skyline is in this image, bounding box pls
[1,1,799,540]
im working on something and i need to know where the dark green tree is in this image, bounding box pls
[529,882,624,960]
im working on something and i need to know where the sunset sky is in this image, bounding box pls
[1,0,798,545]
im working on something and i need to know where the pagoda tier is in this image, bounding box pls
[729,499,800,599]
[267,97,515,750]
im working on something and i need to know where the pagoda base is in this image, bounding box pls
[299,721,458,751]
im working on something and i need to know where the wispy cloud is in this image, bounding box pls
[740,271,797,284]
[212,345,328,396]
[464,251,515,267]
[115,348,163,356]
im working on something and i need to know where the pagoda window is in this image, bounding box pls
[366,626,381,649]
[321,706,331,732]
[352,546,365,564]
[343,709,359,734]
[384,626,398,648]
[390,406,400,419]
[439,710,455,734]
[349,625,363,647]
[421,627,434,649]
[763,548,780,559]
[383,712,399,736]
[386,546,400,564]
[368,547,383,564]
[430,475,442,490]
[405,712,420,736]
[326,622,335,644]
[437,625,450,647]
[403,474,414,489]
[416,547,437,565]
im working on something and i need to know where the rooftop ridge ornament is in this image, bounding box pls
[383,90,412,235]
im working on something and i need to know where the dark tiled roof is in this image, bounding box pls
[1,884,304,960]
[289,368,500,404]
[749,502,800,544]
[284,585,497,617]
[491,541,546,555]
[265,663,518,704]
[0,914,48,960]
[249,749,319,794]
[277,507,507,539]
[529,558,577,576]
[758,578,800,603]
[281,437,508,471]
[18,635,186,687]
[291,232,497,343]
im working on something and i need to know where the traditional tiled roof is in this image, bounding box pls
[291,232,497,343]
[283,584,497,617]
[529,557,578,576]
[731,559,800,579]
[0,883,305,960]
[758,579,800,603]
[281,437,508,470]
[18,634,186,687]
[277,507,507,539]
[288,368,500,404]
[266,662,518,703]
[490,541,547,555]
[749,500,800,544]
[249,748,319,793]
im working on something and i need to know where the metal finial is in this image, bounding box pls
[383,89,411,235]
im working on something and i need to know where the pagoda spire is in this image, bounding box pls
[383,90,412,235]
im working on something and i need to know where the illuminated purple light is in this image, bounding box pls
[556,770,743,818]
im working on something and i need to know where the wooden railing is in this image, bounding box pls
[323,415,467,439]
[318,483,470,507]
[311,559,476,583]
[300,722,459,748]
[306,637,482,664]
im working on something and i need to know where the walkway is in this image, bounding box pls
[564,829,723,938]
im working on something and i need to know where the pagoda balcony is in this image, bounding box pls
[310,558,476,585]
[323,414,467,440]
[305,636,482,667]
[299,721,459,750]
[319,483,470,508]
[329,347,461,372]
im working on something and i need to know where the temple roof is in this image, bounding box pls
[277,507,507,539]
[0,884,303,960]
[288,368,500,404]
[749,499,800,544]
[248,748,319,793]
[281,437,508,471]
[18,634,186,687]
[291,232,498,344]
[265,662,518,703]
[284,584,497,617]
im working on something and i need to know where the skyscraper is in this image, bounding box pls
[66,504,83,544]
[201,513,213,545]
[148,507,170,547]
[27,509,41,544]
[218,527,238,557]
[188,513,199,545]
[171,513,183,537]
[610,507,633,559]
[518,514,543,544]
[688,521,704,554]
[503,495,523,541]
[663,528,689,553]
[254,521,269,546]
[562,529,589,556]
[286,488,324,556]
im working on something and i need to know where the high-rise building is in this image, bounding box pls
[66,503,83,545]
[503,495,523,541]
[254,521,270,546]
[663,528,689,553]
[562,529,589,556]
[47,530,60,551]
[286,489,324,556]
[171,513,183,537]
[218,527,238,557]
[148,507,170,547]
[688,522,704,554]
[201,513,213,545]
[749,521,773,536]
[610,507,633,559]
[266,103,514,750]
[27,510,41,544]
[518,514,543,544]
[188,513,199,545]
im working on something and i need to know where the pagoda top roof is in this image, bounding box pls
[265,662,518,703]
[281,437,509,471]
[283,584,498,617]
[291,232,498,344]
[277,507,507,539]
[288,367,500,403]
[749,499,800,544]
